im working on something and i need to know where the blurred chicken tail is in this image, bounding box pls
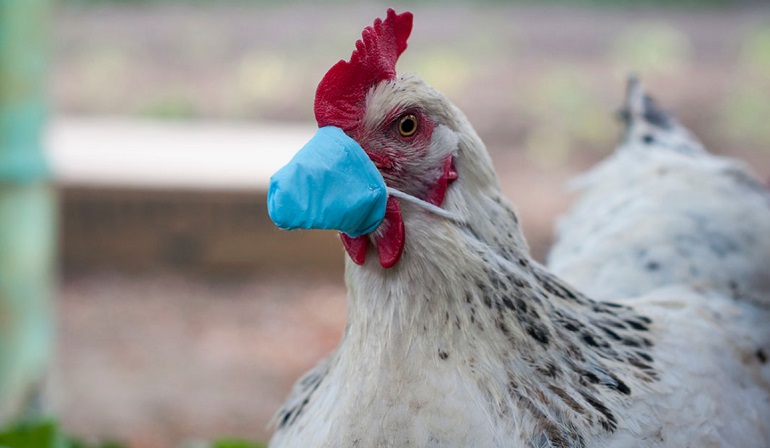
[616,75,705,154]
[618,74,673,129]
[552,75,770,304]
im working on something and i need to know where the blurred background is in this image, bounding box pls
[1,0,769,446]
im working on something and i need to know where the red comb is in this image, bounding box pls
[314,9,413,131]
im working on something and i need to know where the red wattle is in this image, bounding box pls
[340,233,369,265]
[425,155,457,206]
[339,197,404,268]
[373,197,405,268]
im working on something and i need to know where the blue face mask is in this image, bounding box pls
[267,126,388,237]
[268,125,465,240]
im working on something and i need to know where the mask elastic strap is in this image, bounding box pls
[386,187,465,224]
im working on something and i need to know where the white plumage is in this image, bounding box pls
[546,77,770,447]
[269,12,770,447]
[549,77,770,304]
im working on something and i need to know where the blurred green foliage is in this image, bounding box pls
[137,93,197,120]
[610,24,691,76]
[0,420,122,448]
[740,26,770,74]
[723,23,770,147]
[403,49,472,96]
[0,421,268,448]
[0,420,61,448]
[211,439,267,448]
[523,68,614,167]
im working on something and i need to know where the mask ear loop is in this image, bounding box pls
[386,187,465,224]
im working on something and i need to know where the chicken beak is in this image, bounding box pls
[267,126,388,237]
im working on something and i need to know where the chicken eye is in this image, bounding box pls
[397,114,418,137]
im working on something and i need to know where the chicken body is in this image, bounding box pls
[549,78,770,304]
[269,11,770,448]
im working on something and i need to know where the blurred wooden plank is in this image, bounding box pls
[46,118,315,191]
[59,187,345,277]
[47,119,347,276]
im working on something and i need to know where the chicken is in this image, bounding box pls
[267,10,770,447]
[548,76,770,304]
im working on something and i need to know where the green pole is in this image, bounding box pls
[0,0,56,424]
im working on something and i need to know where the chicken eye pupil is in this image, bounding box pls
[398,115,417,137]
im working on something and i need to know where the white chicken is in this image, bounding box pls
[549,76,770,303]
[268,10,770,448]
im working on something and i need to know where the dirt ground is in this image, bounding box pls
[52,2,770,447]
[56,272,347,446]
